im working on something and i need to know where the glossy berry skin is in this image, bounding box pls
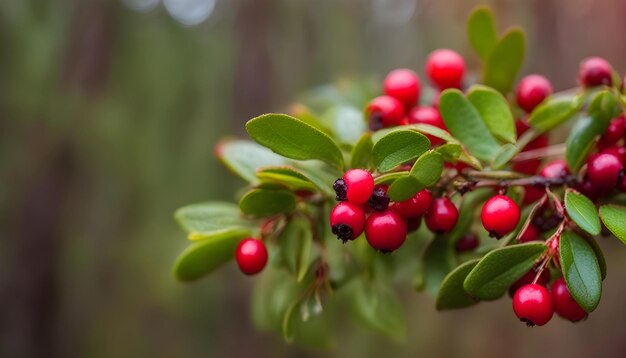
[513,284,554,327]
[235,238,268,275]
[578,57,613,87]
[518,224,541,243]
[516,74,553,113]
[481,195,521,238]
[365,210,407,252]
[598,117,626,149]
[508,268,550,298]
[425,49,465,90]
[394,189,433,218]
[334,169,374,205]
[330,202,366,242]
[366,95,405,130]
[540,159,569,179]
[455,233,479,252]
[408,107,447,145]
[586,153,623,189]
[425,198,459,233]
[551,278,587,322]
[384,69,421,110]
[601,146,626,165]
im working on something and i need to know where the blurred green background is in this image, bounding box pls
[2,0,626,357]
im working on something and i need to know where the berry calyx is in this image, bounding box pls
[330,202,366,242]
[481,195,521,238]
[368,185,390,212]
[425,197,459,233]
[512,284,554,327]
[578,56,613,87]
[407,107,447,146]
[366,95,405,130]
[393,189,433,218]
[334,169,374,205]
[425,49,465,89]
[516,74,553,113]
[365,210,407,252]
[383,69,421,110]
[540,159,570,179]
[235,238,268,275]
[598,116,626,149]
[455,233,479,252]
[586,153,623,189]
[551,278,587,322]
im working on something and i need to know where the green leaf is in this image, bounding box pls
[372,130,430,172]
[173,230,250,281]
[482,27,526,94]
[278,217,314,282]
[528,96,582,133]
[409,150,444,186]
[373,171,409,185]
[440,89,501,161]
[349,279,406,339]
[322,105,367,144]
[559,231,602,312]
[463,242,547,300]
[565,190,601,235]
[292,161,339,197]
[216,139,287,183]
[256,166,318,192]
[291,104,334,137]
[350,132,373,169]
[239,189,296,217]
[599,204,626,244]
[467,85,516,143]
[467,7,499,62]
[422,237,456,295]
[407,123,458,143]
[436,259,480,310]
[246,113,345,169]
[174,202,254,234]
[581,234,607,280]
[387,175,423,202]
[436,143,462,163]
[566,91,617,171]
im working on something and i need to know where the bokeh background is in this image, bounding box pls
[2,0,626,357]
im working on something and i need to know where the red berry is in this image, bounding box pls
[512,284,554,327]
[384,69,421,110]
[508,268,551,298]
[406,216,422,232]
[522,185,545,205]
[586,153,623,189]
[330,202,366,242]
[235,238,268,275]
[551,278,587,322]
[367,185,390,212]
[516,74,553,113]
[408,107,447,146]
[518,224,541,243]
[365,210,407,252]
[393,189,433,218]
[540,159,569,179]
[579,57,613,87]
[512,119,549,175]
[578,178,604,201]
[598,117,626,149]
[334,169,374,205]
[455,233,479,252]
[601,145,626,165]
[481,195,521,238]
[425,49,465,90]
[366,95,405,130]
[425,198,459,233]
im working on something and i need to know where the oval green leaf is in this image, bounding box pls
[409,150,444,186]
[216,139,287,183]
[175,201,255,234]
[173,230,250,281]
[463,242,547,300]
[528,96,582,133]
[565,190,601,235]
[372,130,430,172]
[257,166,318,192]
[559,231,602,312]
[467,7,499,62]
[439,89,501,161]
[467,85,516,143]
[349,279,407,339]
[436,143,462,163]
[482,27,525,94]
[246,113,344,169]
[239,189,296,218]
[350,132,373,170]
[387,175,423,202]
[599,204,626,245]
[278,217,314,282]
[436,259,480,310]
